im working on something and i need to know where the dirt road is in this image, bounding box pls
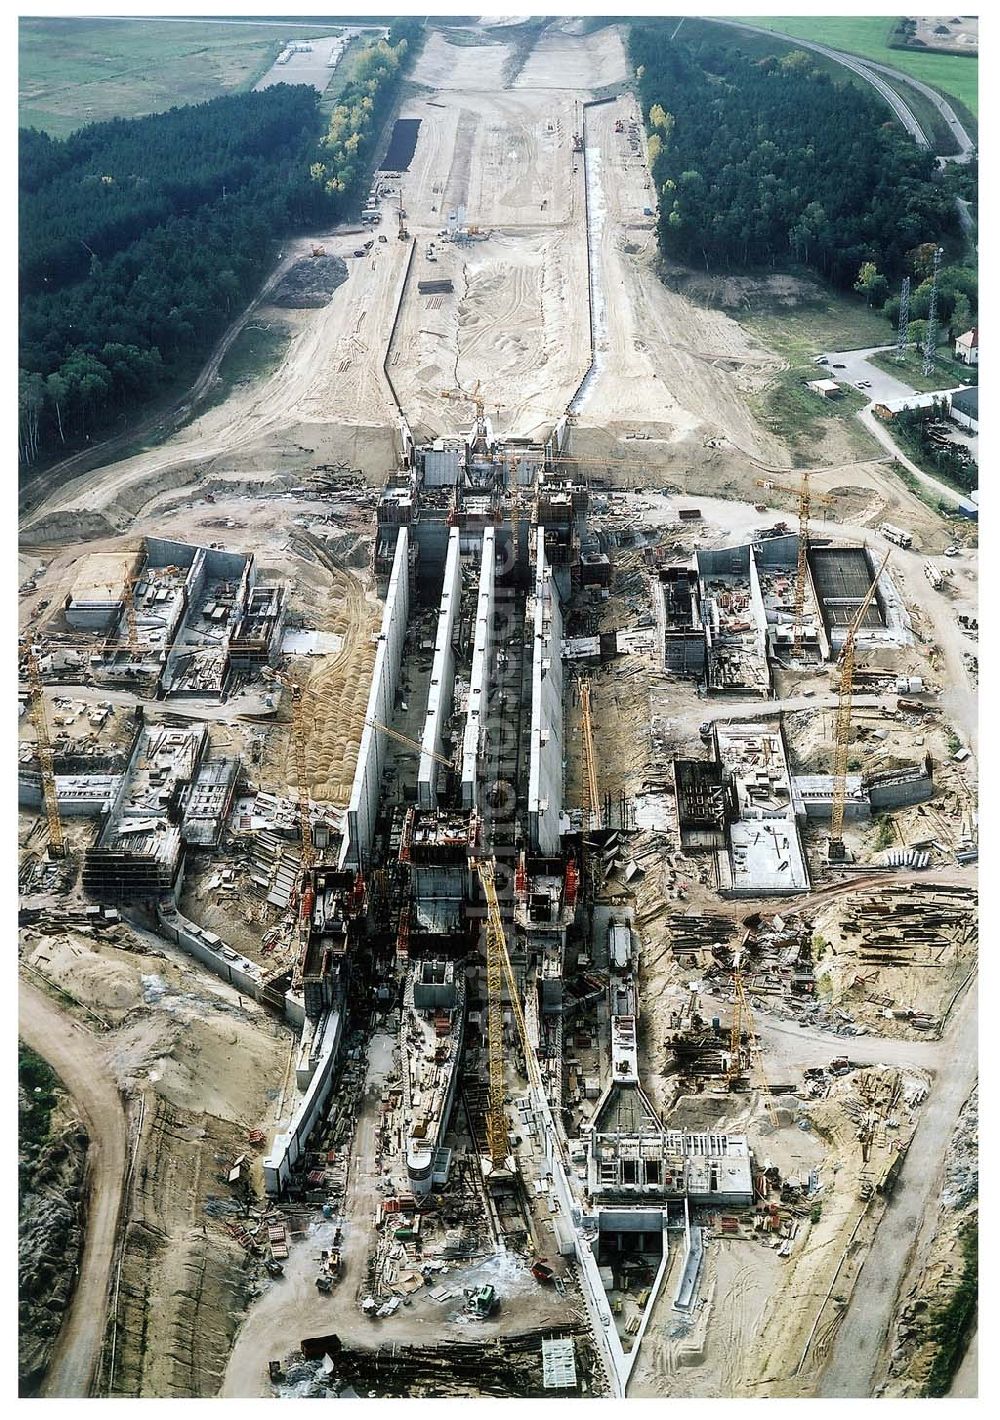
[221,1030,396,1397]
[818,975,977,1395]
[20,979,129,1398]
[857,407,978,514]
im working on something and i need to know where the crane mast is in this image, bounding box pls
[828,551,891,859]
[475,857,512,1171]
[755,472,831,659]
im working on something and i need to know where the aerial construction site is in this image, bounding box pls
[18,18,978,1404]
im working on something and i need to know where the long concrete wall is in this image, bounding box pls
[263,1006,343,1195]
[156,897,262,999]
[418,527,460,809]
[340,527,410,872]
[528,529,564,854]
[461,527,495,809]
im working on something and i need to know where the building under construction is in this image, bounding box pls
[656,535,911,694]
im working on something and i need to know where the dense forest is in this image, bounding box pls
[630,27,962,298]
[18,19,421,470]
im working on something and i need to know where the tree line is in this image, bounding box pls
[19,19,422,471]
[629,27,961,293]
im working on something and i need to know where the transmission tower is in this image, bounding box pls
[895,276,910,360]
[922,247,944,378]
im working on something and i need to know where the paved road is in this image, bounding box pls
[20,980,128,1398]
[857,406,978,514]
[818,977,977,1395]
[864,56,975,163]
[706,19,975,165]
[817,346,917,406]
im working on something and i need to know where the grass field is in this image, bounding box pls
[752,367,878,461]
[869,348,977,394]
[199,322,291,417]
[18,18,337,136]
[742,291,892,366]
[742,17,977,117]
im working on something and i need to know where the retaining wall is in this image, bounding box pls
[340,526,410,872]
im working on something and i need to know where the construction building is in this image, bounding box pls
[657,537,909,691]
[63,537,287,699]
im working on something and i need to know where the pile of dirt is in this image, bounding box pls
[18,1070,88,1396]
[270,256,349,309]
[658,263,828,314]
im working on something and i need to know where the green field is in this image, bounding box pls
[18,18,334,136]
[869,347,977,394]
[752,367,878,461]
[742,17,978,117]
[741,290,892,366]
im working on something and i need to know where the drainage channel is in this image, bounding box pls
[566,97,615,420]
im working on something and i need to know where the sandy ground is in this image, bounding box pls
[20,921,294,1397]
[17,20,979,1403]
[20,979,129,1399]
[21,23,794,542]
[512,24,629,90]
[410,30,513,91]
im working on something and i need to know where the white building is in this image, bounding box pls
[954,328,978,366]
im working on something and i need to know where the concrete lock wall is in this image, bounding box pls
[529,529,564,855]
[747,545,770,669]
[461,527,495,809]
[264,1007,343,1195]
[418,528,461,809]
[340,527,410,872]
[156,898,262,998]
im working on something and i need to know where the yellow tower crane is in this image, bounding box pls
[472,857,543,1174]
[828,550,891,861]
[728,948,778,1128]
[365,717,454,771]
[440,380,506,426]
[120,553,140,645]
[754,473,833,659]
[25,646,65,859]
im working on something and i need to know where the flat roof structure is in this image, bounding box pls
[808,546,886,631]
[715,722,809,896]
[68,550,140,610]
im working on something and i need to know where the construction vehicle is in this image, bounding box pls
[878,522,913,549]
[754,473,833,659]
[728,948,778,1128]
[464,1284,499,1318]
[531,1258,556,1284]
[24,644,65,859]
[828,551,891,861]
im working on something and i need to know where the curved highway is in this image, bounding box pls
[707,19,975,164]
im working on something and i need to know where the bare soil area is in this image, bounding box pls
[512,24,629,90]
[20,922,291,1397]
